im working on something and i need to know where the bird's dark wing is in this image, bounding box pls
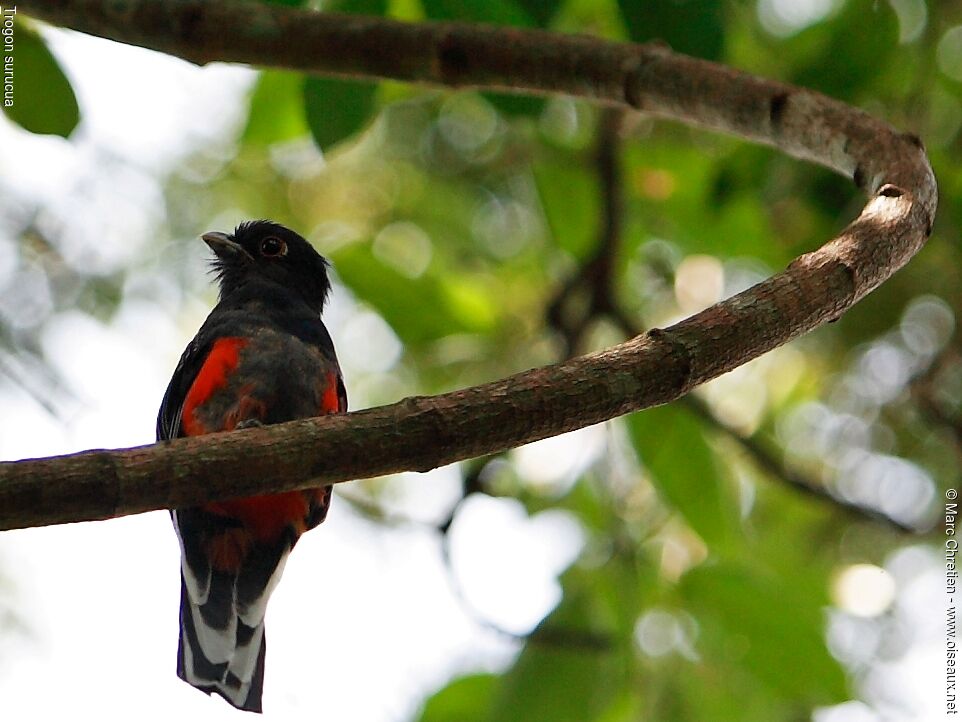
[157,335,211,442]
[335,371,348,414]
[292,313,347,414]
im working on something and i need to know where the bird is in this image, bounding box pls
[157,220,346,713]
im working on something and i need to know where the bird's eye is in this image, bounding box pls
[259,236,287,257]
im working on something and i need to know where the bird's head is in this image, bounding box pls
[203,221,332,311]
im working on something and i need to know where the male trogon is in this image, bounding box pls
[157,221,347,712]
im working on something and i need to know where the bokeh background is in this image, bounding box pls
[0,0,958,720]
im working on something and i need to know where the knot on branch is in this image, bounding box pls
[769,91,790,129]
[645,328,694,396]
[436,31,470,85]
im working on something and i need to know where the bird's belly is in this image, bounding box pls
[184,328,336,435]
[205,492,311,543]
[180,327,339,553]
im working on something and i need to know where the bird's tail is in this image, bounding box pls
[177,572,268,713]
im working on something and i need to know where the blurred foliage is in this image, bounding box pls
[1,19,78,137]
[3,0,962,719]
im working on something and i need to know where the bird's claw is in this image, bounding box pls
[235,419,264,430]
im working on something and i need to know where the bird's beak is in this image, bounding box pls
[202,232,249,260]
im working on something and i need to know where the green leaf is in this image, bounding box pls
[484,91,545,118]
[567,547,655,640]
[791,0,899,99]
[626,405,737,548]
[332,241,495,344]
[300,0,390,147]
[514,0,561,27]
[327,0,388,14]
[489,585,623,722]
[303,76,377,149]
[680,563,847,703]
[650,659,796,722]
[617,0,725,60]
[421,0,532,26]
[417,674,498,722]
[533,153,599,260]
[490,646,617,722]
[2,20,79,137]
[242,71,310,145]
[555,478,611,532]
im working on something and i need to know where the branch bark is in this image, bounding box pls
[2,0,937,531]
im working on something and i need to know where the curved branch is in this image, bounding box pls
[1,0,936,531]
[546,109,919,532]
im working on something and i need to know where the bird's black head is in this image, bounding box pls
[203,221,332,311]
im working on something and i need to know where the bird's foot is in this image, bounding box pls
[235,419,264,430]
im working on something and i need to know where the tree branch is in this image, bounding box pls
[546,109,920,532]
[2,0,936,531]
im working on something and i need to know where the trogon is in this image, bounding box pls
[157,221,347,713]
